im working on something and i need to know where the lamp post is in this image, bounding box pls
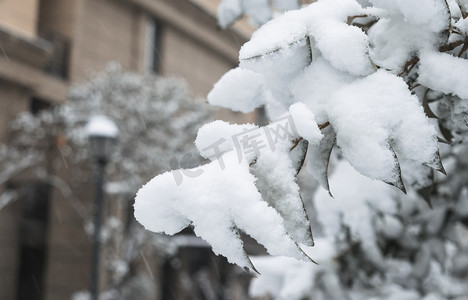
[86,115,118,300]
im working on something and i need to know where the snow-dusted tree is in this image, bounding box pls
[1,63,212,299]
[135,0,468,298]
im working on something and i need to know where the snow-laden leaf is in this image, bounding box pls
[328,70,439,187]
[239,0,364,60]
[289,138,308,176]
[290,57,355,124]
[368,0,450,71]
[240,39,311,76]
[289,102,324,145]
[418,51,468,99]
[134,151,311,271]
[400,160,435,206]
[306,126,336,196]
[371,0,450,33]
[137,119,321,269]
[239,0,372,76]
[449,97,468,127]
[251,138,314,247]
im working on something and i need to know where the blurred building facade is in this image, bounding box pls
[0,0,255,299]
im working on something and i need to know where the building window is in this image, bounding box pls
[30,97,51,116]
[144,19,162,74]
[39,27,71,80]
[16,182,51,300]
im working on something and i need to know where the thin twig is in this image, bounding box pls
[347,14,368,25]
[439,39,465,52]
[458,42,468,57]
[290,138,304,151]
[398,56,419,76]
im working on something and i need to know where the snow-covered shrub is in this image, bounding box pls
[135,0,468,297]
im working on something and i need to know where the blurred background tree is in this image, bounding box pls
[0,63,213,299]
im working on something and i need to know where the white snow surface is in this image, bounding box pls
[250,136,314,246]
[85,115,119,138]
[207,68,266,113]
[195,120,258,161]
[368,0,449,71]
[328,70,439,185]
[418,51,468,99]
[455,17,468,36]
[290,57,355,124]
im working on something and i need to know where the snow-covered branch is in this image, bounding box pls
[135,3,468,295]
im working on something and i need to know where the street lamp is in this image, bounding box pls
[86,115,118,300]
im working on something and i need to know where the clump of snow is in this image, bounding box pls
[207,68,266,113]
[371,0,449,32]
[290,57,355,124]
[86,115,119,138]
[368,0,450,71]
[328,70,439,186]
[288,102,323,144]
[309,19,373,76]
[251,136,314,247]
[418,51,468,99]
[195,120,258,160]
